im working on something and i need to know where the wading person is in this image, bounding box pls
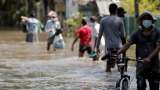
[96,3,125,72]
[45,10,65,51]
[117,7,127,71]
[21,13,43,42]
[118,11,160,90]
[89,16,100,50]
[71,18,96,60]
[89,16,105,60]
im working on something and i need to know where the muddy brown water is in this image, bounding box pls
[0,30,151,90]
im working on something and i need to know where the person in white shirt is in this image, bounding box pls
[45,10,65,51]
[89,16,105,60]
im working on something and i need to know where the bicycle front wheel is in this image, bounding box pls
[120,78,130,90]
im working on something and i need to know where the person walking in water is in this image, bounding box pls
[21,13,43,42]
[118,11,160,90]
[89,16,100,50]
[45,10,65,51]
[71,18,97,60]
[117,7,128,71]
[89,16,105,60]
[96,3,125,72]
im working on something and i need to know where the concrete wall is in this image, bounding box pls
[65,0,79,18]
[96,0,120,16]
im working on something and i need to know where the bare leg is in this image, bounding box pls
[47,34,55,51]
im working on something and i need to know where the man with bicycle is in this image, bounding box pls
[118,11,160,90]
[96,3,126,72]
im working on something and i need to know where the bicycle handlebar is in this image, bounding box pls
[101,53,144,62]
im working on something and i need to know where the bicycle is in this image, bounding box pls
[115,56,130,90]
[116,56,144,90]
[101,53,143,90]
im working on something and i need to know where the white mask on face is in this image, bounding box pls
[142,20,152,28]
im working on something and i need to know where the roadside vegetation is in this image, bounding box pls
[121,0,160,15]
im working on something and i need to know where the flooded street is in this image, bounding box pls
[0,57,120,90]
[0,30,149,90]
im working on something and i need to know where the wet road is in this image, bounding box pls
[0,30,149,90]
[0,57,117,90]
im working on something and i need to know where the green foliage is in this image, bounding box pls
[0,0,43,26]
[139,0,160,15]
[121,0,160,15]
[64,12,83,37]
[0,0,29,26]
[121,0,135,15]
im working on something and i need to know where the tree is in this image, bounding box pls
[121,0,159,15]
[0,0,46,26]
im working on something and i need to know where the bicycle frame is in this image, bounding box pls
[116,57,143,90]
[101,52,144,90]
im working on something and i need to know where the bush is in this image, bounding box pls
[64,12,83,37]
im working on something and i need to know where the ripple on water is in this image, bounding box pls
[0,31,142,90]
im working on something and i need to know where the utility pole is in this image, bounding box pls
[134,0,139,18]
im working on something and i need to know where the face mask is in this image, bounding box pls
[142,20,152,28]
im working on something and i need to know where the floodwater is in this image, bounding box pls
[0,30,150,90]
